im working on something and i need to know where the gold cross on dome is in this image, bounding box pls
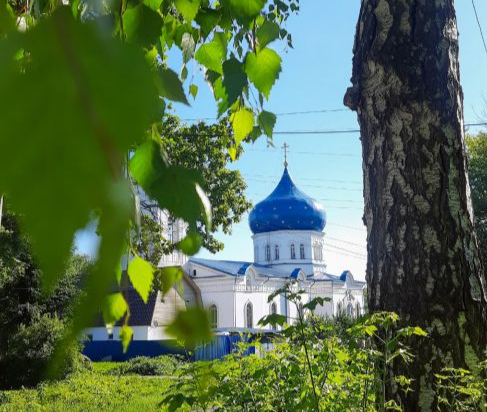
[282,143,289,167]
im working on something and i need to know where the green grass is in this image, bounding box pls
[0,362,174,411]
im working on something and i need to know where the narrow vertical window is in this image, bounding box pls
[271,302,277,315]
[193,269,197,277]
[265,244,271,261]
[300,244,305,259]
[255,245,259,261]
[355,303,361,317]
[209,304,218,329]
[290,244,296,259]
[245,302,253,328]
[347,304,354,317]
[274,244,279,260]
[270,302,278,329]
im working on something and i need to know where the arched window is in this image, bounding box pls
[315,244,322,261]
[209,304,218,329]
[192,269,197,277]
[270,302,278,329]
[347,304,354,317]
[274,244,279,260]
[290,244,296,259]
[265,244,271,262]
[245,302,253,328]
[355,303,361,317]
[300,244,305,259]
[270,301,277,315]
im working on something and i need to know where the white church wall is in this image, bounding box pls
[147,326,172,340]
[201,290,235,329]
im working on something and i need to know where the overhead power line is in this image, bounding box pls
[243,173,362,185]
[169,122,486,138]
[327,222,366,232]
[245,148,360,158]
[326,236,367,249]
[324,248,366,261]
[181,108,349,121]
[246,179,363,191]
[471,0,487,58]
[325,243,367,258]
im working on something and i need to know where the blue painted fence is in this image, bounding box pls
[83,340,183,362]
[194,334,256,361]
[84,334,271,362]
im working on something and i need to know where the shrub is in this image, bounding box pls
[112,355,183,376]
[0,314,84,388]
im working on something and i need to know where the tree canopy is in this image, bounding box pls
[467,131,487,270]
[0,0,298,352]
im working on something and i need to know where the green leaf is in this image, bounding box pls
[156,67,189,104]
[129,140,212,227]
[180,32,195,63]
[143,0,163,11]
[162,15,178,48]
[128,254,155,303]
[165,307,213,348]
[258,110,276,138]
[245,48,281,99]
[231,108,254,144]
[49,181,132,379]
[195,8,221,38]
[256,20,280,49]
[222,0,266,24]
[189,84,198,99]
[195,33,227,74]
[303,296,330,311]
[228,146,237,161]
[123,4,163,47]
[221,57,247,111]
[0,8,159,291]
[158,266,185,296]
[174,0,201,22]
[0,0,15,34]
[102,293,128,325]
[258,313,287,327]
[120,325,133,353]
[176,232,202,255]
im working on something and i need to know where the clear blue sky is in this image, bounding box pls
[77,0,487,280]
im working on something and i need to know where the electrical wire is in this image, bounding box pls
[471,0,487,58]
[243,173,362,185]
[180,108,349,121]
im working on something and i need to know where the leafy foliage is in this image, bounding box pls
[0,0,299,362]
[466,132,487,271]
[0,314,85,389]
[163,307,433,412]
[0,203,92,389]
[166,307,213,349]
[110,355,183,376]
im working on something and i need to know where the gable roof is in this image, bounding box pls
[93,288,158,327]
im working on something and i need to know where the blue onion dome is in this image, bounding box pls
[249,167,327,234]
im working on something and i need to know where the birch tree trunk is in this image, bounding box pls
[345,0,487,409]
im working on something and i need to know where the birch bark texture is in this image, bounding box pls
[345,0,487,409]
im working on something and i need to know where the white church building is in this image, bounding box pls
[84,165,365,349]
[182,165,366,331]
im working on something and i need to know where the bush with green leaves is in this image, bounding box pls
[0,314,86,389]
[111,355,184,376]
[162,284,432,411]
